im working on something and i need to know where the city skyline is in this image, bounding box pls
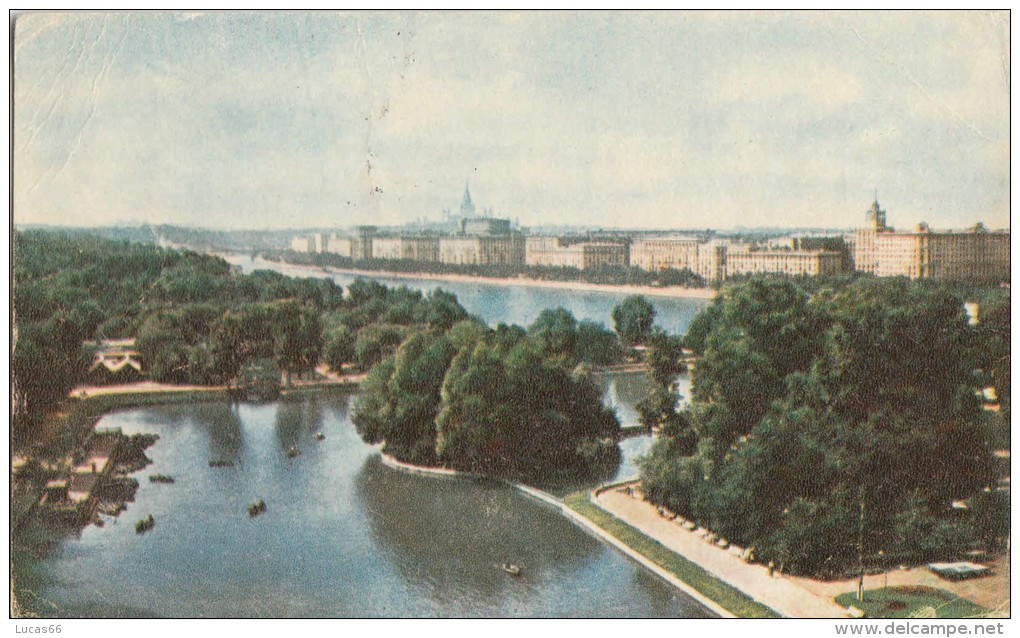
[14,11,1011,231]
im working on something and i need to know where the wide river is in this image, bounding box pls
[225,255,710,336]
[13,258,713,618]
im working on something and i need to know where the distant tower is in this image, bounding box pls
[866,196,888,231]
[460,182,476,217]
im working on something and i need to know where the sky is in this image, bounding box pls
[12,10,1011,231]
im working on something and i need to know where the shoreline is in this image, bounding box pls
[328,266,718,300]
[594,483,846,618]
[68,375,363,402]
[260,257,719,300]
[377,453,735,618]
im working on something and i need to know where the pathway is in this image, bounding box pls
[597,485,1010,618]
[596,485,851,618]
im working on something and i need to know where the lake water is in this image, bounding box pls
[12,258,713,618]
[13,390,712,618]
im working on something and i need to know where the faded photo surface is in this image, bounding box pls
[11,11,1011,623]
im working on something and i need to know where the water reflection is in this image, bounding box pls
[273,394,325,454]
[600,371,656,428]
[203,403,245,465]
[14,387,711,617]
[356,456,599,593]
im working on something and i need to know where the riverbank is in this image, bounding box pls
[378,453,750,618]
[68,370,363,403]
[298,261,719,300]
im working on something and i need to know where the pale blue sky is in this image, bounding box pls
[13,11,1011,230]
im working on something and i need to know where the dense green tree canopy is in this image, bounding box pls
[12,230,344,428]
[353,314,623,483]
[612,295,656,345]
[641,276,1002,576]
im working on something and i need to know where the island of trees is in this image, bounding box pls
[640,277,1010,578]
[351,306,635,482]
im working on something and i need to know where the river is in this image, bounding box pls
[223,255,710,336]
[12,258,712,618]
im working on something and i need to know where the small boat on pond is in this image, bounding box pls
[248,499,267,517]
[315,432,326,441]
[501,563,522,576]
[287,447,301,458]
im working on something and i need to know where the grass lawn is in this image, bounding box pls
[834,587,990,619]
[564,490,781,618]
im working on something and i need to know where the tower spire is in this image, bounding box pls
[460,181,476,217]
[866,193,887,231]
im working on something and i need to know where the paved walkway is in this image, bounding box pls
[597,485,1010,618]
[310,364,366,385]
[597,486,853,618]
[69,368,365,400]
[69,381,228,398]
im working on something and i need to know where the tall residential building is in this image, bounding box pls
[439,237,481,265]
[853,200,1010,280]
[352,226,376,260]
[726,247,844,277]
[326,234,353,257]
[439,234,525,266]
[525,237,629,270]
[696,242,728,284]
[400,236,441,262]
[630,236,701,272]
[371,236,404,260]
[290,236,314,253]
[854,199,890,274]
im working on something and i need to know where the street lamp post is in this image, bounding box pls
[856,489,866,602]
[879,549,887,591]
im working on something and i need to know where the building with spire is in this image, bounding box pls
[853,199,1009,280]
[460,182,476,217]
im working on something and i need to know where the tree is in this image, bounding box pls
[323,326,356,372]
[267,301,324,384]
[973,292,1010,416]
[527,307,578,362]
[414,289,468,331]
[435,336,620,480]
[347,278,389,305]
[352,332,456,464]
[612,295,656,345]
[640,276,997,576]
[12,315,89,429]
[137,313,191,383]
[645,329,686,387]
[682,302,720,355]
[575,320,625,366]
[353,323,410,370]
